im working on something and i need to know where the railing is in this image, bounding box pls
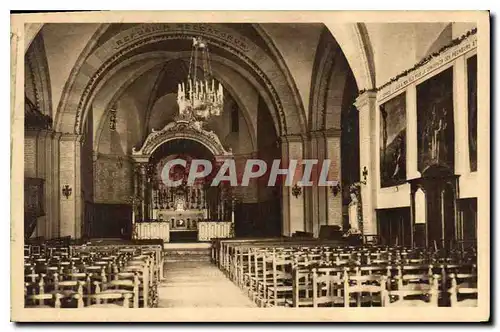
[198,221,232,241]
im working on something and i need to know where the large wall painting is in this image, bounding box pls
[467,55,478,172]
[417,68,455,173]
[379,92,407,188]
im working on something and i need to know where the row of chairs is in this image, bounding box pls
[24,243,163,308]
[214,239,477,308]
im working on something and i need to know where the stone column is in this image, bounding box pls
[324,129,343,229]
[59,133,83,239]
[406,86,420,179]
[354,91,378,237]
[305,131,327,237]
[302,133,313,234]
[280,135,305,236]
[139,163,147,221]
[453,56,470,176]
[36,130,52,238]
[51,132,61,238]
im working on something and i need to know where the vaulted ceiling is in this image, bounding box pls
[24,21,477,147]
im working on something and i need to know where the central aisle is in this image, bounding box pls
[157,261,256,308]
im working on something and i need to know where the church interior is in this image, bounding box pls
[22,22,483,309]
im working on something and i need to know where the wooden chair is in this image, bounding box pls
[265,253,293,307]
[383,272,440,307]
[311,267,347,307]
[286,264,314,307]
[26,293,64,308]
[102,272,140,308]
[346,274,387,307]
[81,292,133,308]
[448,273,478,307]
[123,262,149,307]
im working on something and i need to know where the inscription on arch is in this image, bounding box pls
[113,24,253,53]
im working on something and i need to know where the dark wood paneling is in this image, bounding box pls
[91,204,132,238]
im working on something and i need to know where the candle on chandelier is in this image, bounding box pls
[218,83,224,100]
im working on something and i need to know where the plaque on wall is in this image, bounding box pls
[467,55,478,172]
[417,68,455,172]
[379,92,407,188]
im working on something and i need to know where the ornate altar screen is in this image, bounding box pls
[131,119,235,243]
[152,154,206,231]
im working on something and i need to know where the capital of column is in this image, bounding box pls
[323,128,342,138]
[135,162,148,174]
[279,134,304,144]
[354,90,377,110]
[59,132,83,143]
[131,155,149,164]
[51,131,62,141]
[308,130,325,140]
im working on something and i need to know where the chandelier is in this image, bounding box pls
[177,37,224,121]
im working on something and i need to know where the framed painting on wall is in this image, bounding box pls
[416,67,455,172]
[379,92,407,188]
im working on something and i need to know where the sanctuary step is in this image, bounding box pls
[163,242,212,262]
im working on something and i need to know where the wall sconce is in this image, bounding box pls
[330,183,341,197]
[291,183,302,198]
[62,185,72,199]
[361,166,368,185]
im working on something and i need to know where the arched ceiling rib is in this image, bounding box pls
[56,24,303,136]
[91,51,260,153]
[257,23,323,119]
[40,23,101,116]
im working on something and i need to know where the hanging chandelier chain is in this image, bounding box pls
[177,37,224,122]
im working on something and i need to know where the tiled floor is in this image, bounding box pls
[158,261,256,308]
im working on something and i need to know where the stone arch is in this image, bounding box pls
[25,33,53,116]
[90,51,259,153]
[309,28,357,131]
[93,60,166,152]
[132,120,231,159]
[24,23,44,53]
[55,23,307,137]
[26,22,378,102]
[53,23,111,124]
[323,22,377,91]
[252,23,307,130]
[139,57,258,151]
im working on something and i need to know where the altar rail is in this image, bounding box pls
[134,222,170,243]
[198,221,232,241]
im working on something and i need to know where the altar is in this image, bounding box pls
[133,194,233,242]
[129,117,236,243]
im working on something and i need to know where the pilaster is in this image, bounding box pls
[354,91,378,236]
[279,134,305,236]
[59,133,83,239]
[324,129,343,229]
